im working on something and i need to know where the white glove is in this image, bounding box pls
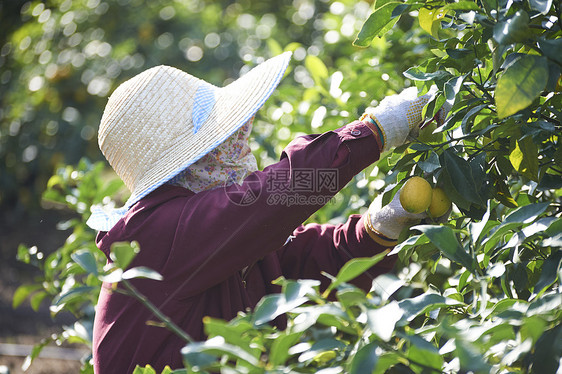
[367,189,426,240]
[362,87,437,152]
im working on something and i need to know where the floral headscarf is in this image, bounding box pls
[168,118,258,193]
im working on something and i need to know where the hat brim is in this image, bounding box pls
[125,51,292,209]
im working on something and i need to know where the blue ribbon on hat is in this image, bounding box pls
[192,83,216,134]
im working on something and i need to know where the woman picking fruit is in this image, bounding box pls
[87,52,448,373]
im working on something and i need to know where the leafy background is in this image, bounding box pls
[1,0,561,373]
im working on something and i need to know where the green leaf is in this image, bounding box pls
[12,284,42,308]
[269,332,303,366]
[110,241,140,270]
[545,217,562,237]
[495,55,549,119]
[398,332,439,353]
[444,75,465,106]
[407,344,443,371]
[521,315,548,344]
[510,137,539,181]
[324,250,389,296]
[388,234,429,255]
[538,38,562,64]
[527,293,562,317]
[418,151,441,173]
[469,202,491,246]
[253,292,308,325]
[455,339,492,372]
[337,287,367,309]
[203,318,258,358]
[504,202,550,224]
[367,301,403,341]
[419,7,447,38]
[529,325,562,374]
[353,0,401,47]
[532,250,562,298]
[30,291,48,312]
[132,365,157,374]
[181,348,216,370]
[403,67,451,81]
[305,55,328,84]
[53,286,96,306]
[181,338,260,367]
[413,225,475,271]
[529,0,553,14]
[348,341,378,374]
[493,11,530,45]
[370,273,404,302]
[441,149,483,206]
[122,267,163,281]
[71,249,99,276]
[442,1,481,11]
[373,353,401,374]
[398,293,463,322]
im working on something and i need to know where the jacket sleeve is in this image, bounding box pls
[157,121,384,298]
[277,214,397,293]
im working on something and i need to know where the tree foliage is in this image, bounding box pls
[10,0,562,373]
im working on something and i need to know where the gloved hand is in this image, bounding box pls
[361,86,449,152]
[365,177,452,241]
[366,188,427,241]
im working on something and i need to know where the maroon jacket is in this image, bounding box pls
[92,121,396,373]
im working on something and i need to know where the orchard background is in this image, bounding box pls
[1,0,561,373]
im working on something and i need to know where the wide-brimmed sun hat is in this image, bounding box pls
[87,51,292,231]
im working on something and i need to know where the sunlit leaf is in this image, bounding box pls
[370,273,404,302]
[122,267,163,281]
[419,7,447,39]
[253,292,308,325]
[353,0,401,47]
[367,301,403,341]
[181,337,260,367]
[442,1,481,11]
[324,250,389,296]
[495,55,548,118]
[132,365,157,374]
[504,202,550,224]
[510,137,539,181]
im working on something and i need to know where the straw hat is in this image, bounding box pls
[87,52,292,231]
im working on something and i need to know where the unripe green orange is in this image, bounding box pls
[428,187,452,217]
[400,176,433,214]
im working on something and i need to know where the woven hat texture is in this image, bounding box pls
[87,52,292,231]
